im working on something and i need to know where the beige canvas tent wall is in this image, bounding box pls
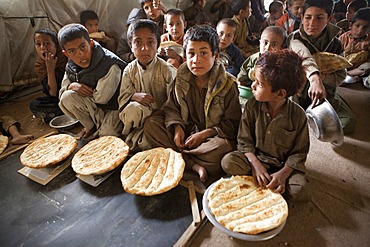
[0,0,199,93]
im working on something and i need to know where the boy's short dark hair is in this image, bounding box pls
[80,10,99,25]
[256,49,306,97]
[217,18,237,31]
[58,23,90,50]
[183,25,219,55]
[164,8,185,22]
[303,0,334,16]
[231,0,250,16]
[348,0,368,14]
[262,26,288,48]
[127,19,161,48]
[34,28,58,48]
[138,0,153,8]
[269,1,284,14]
[352,7,370,23]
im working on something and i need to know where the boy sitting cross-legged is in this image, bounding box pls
[238,26,287,87]
[222,49,310,201]
[288,0,356,134]
[144,25,242,182]
[159,8,187,68]
[216,18,245,77]
[58,24,126,140]
[118,19,177,152]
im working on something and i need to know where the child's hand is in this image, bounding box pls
[68,82,94,97]
[158,47,166,57]
[251,161,271,188]
[308,73,326,107]
[184,132,206,149]
[44,52,57,71]
[173,124,185,150]
[166,48,180,60]
[131,93,154,107]
[266,166,293,194]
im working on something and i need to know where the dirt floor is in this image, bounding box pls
[1,83,369,246]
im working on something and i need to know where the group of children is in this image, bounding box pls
[23,0,370,201]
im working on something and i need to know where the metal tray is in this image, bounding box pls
[202,181,286,241]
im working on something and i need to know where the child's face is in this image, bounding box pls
[346,7,356,22]
[186,40,217,78]
[130,27,158,66]
[259,30,285,53]
[251,67,278,102]
[288,0,304,19]
[272,6,285,20]
[198,0,206,9]
[216,23,236,51]
[34,33,57,59]
[301,7,330,38]
[84,19,99,33]
[62,38,93,68]
[143,1,161,21]
[350,20,370,39]
[165,14,186,41]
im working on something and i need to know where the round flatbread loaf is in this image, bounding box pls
[0,135,9,155]
[313,52,352,74]
[207,176,288,235]
[121,147,186,196]
[72,136,129,175]
[20,134,77,168]
[89,31,106,39]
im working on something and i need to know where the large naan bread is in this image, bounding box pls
[121,147,186,196]
[0,135,9,155]
[20,134,77,168]
[72,136,129,175]
[207,176,288,235]
[313,52,352,74]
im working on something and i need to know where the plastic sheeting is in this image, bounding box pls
[0,0,213,93]
[0,0,140,92]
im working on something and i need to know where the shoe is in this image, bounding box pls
[362,75,370,89]
[342,75,358,85]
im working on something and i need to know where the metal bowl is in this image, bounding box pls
[49,115,79,129]
[306,99,344,146]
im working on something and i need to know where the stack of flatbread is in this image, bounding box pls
[207,176,288,235]
[20,134,78,168]
[0,135,9,155]
[313,52,352,74]
[121,147,185,196]
[72,136,129,175]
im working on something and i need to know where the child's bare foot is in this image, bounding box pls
[192,164,208,182]
[76,128,87,139]
[11,134,34,145]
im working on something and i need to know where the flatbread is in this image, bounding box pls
[72,136,129,175]
[20,134,77,168]
[89,31,106,39]
[313,52,352,74]
[345,50,369,66]
[207,176,288,235]
[121,147,186,196]
[159,41,182,48]
[0,135,9,155]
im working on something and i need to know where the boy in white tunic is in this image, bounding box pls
[118,20,177,152]
[58,24,126,139]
